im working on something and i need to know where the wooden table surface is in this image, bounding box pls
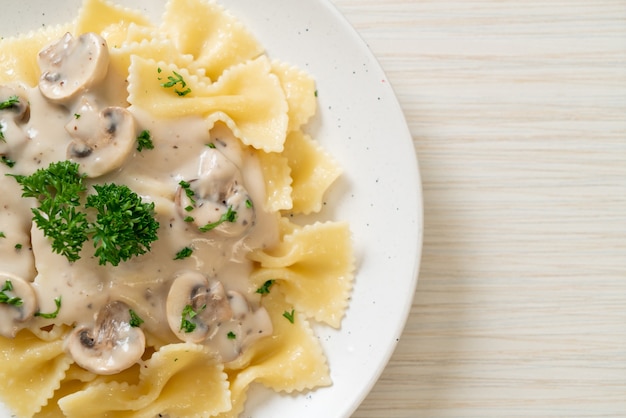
[331,1,626,417]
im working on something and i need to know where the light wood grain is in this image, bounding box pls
[330,1,626,416]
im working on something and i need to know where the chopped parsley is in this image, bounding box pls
[245,199,253,209]
[199,206,237,232]
[129,309,144,327]
[10,161,160,265]
[180,304,205,333]
[227,331,236,340]
[0,122,5,142]
[183,216,194,223]
[206,142,216,149]
[136,130,154,152]
[256,280,275,295]
[161,71,191,96]
[86,183,160,266]
[0,95,20,110]
[0,280,23,306]
[178,180,196,205]
[14,243,22,250]
[174,246,193,260]
[1,155,16,168]
[11,161,89,262]
[35,296,62,318]
[74,113,81,119]
[282,309,295,324]
[0,232,5,238]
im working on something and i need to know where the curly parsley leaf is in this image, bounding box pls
[161,71,191,96]
[86,183,160,266]
[0,280,23,306]
[129,309,144,327]
[256,279,275,295]
[136,130,154,152]
[174,246,193,260]
[199,206,237,232]
[180,304,206,333]
[10,161,89,262]
[0,95,20,110]
[282,309,295,324]
[35,296,62,318]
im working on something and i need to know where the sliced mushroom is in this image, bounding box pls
[0,84,30,122]
[175,148,255,238]
[38,32,109,104]
[0,84,31,156]
[65,97,136,177]
[166,271,232,343]
[0,273,37,338]
[166,270,272,362]
[65,301,145,375]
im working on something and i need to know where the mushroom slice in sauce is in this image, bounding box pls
[166,270,232,344]
[65,98,137,177]
[0,84,30,153]
[65,301,146,375]
[215,291,273,363]
[175,148,255,238]
[38,32,109,104]
[166,270,272,362]
[0,273,37,338]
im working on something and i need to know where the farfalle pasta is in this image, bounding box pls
[0,0,354,416]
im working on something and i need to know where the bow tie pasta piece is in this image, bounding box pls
[0,328,73,418]
[58,343,231,418]
[0,24,73,86]
[225,290,331,397]
[128,55,289,152]
[75,0,153,37]
[271,60,318,133]
[161,0,264,81]
[250,221,354,328]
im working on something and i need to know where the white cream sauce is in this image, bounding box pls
[0,32,279,371]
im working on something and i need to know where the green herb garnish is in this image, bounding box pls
[282,309,295,324]
[35,297,62,318]
[1,156,15,168]
[129,309,144,327]
[178,180,196,205]
[199,206,237,232]
[10,161,89,262]
[256,280,275,295]
[0,95,19,110]
[161,71,191,96]
[0,280,22,306]
[180,304,205,333]
[136,130,154,152]
[174,246,193,260]
[86,183,160,266]
[227,331,236,340]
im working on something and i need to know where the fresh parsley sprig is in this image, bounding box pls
[10,161,160,266]
[180,304,206,333]
[0,95,20,110]
[86,183,160,266]
[199,206,237,232]
[161,71,191,96]
[0,280,23,306]
[10,161,89,262]
[35,297,62,319]
[136,130,154,152]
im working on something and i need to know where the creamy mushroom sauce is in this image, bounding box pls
[0,32,279,372]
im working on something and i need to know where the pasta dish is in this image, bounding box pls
[0,0,354,416]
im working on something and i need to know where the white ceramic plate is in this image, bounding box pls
[0,1,422,417]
